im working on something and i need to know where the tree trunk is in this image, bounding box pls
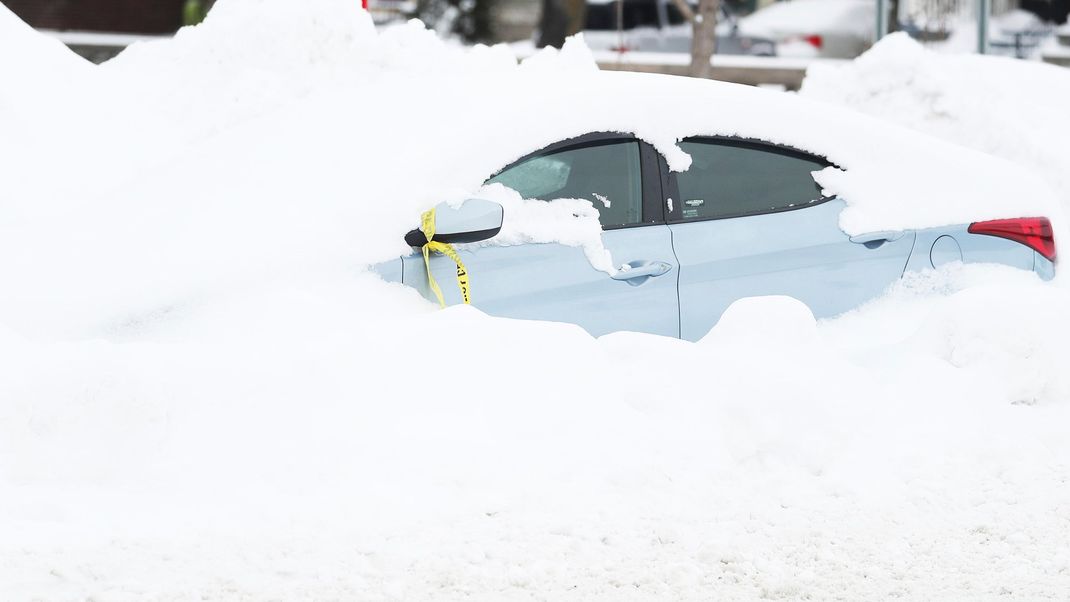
[537,0,569,48]
[669,0,695,21]
[563,0,587,37]
[690,0,719,78]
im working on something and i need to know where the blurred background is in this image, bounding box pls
[7,0,1070,82]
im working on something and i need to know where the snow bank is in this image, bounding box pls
[6,264,1070,599]
[0,2,90,83]
[802,33,1070,220]
[0,3,94,175]
[3,2,1070,599]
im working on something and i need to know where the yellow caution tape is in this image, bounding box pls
[421,208,470,308]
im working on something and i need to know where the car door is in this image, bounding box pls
[664,137,916,341]
[404,133,680,338]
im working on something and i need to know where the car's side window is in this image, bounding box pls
[487,140,644,228]
[674,139,830,221]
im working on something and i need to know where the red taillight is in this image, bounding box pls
[803,35,823,49]
[968,217,1056,261]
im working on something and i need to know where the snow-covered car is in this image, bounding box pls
[583,0,777,55]
[373,72,1057,341]
[737,0,875,58]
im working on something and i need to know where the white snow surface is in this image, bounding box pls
[470,185,616,273]
[3,2,1070,599]
[802,33,1070,217]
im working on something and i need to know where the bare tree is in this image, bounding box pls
[670,0,719,77]
[690,0,720,77]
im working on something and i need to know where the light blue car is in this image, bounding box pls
[375,132,1056,340]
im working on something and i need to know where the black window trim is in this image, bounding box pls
[662,136,838,225]
[486,131,666,231]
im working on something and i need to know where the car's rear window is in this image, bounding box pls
[674,139,829,221]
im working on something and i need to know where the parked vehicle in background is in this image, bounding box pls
[583,0,776,55]
[737,0,874,58]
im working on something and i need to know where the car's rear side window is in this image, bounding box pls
[487,140,643,228]
[674,139,830,221]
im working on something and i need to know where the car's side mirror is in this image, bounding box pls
[404,198,504,247]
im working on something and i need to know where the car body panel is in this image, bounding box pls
[1035,254,1056,279]
[669,199,916,340]
[904,225,1036,273]
[402,224,681,338]
[373,257,404,285]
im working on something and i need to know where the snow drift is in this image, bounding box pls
[2,2,1070,599]
[802,33,1070,215]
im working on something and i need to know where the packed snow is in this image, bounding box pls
[802,32,1070,217]
[3,1,1070,600]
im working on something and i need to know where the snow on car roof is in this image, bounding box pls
[481,63,1058,237]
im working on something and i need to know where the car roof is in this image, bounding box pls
[473,60,1055,235]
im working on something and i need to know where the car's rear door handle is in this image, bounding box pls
[850,231,905,246]
[612,260,673,286]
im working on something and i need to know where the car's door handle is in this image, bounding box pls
[612,260,673,286]
[850,231,905,246]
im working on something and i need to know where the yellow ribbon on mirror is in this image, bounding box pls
[420,208,471,308]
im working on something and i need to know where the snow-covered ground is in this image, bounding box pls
[3,1,1070,599]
